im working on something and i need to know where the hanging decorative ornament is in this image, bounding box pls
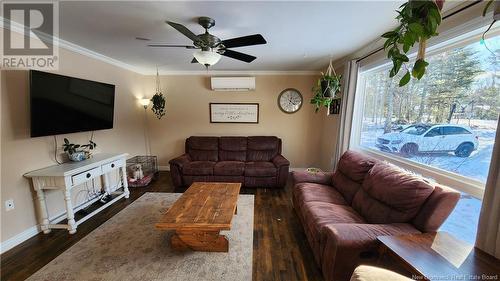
[150,67,166,119]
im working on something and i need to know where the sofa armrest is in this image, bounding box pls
[168,154,191,169]
[291,171,333,186]
[272,154,290,168]
[272,155,290,188]
[412,184,460,232]
[320,223,420,281]
[168,154,191,188]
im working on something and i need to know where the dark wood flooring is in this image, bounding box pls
[0,172,324,281]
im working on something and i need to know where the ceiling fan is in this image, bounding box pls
[139,17,267,67]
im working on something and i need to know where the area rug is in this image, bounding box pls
[27,193,254,281]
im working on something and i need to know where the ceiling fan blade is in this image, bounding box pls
[191,58,198,63]
[135,37,151,41]
[221,34,267,48]
[221,49,256,63]
[147,44,197,49]
[166,21,200,43]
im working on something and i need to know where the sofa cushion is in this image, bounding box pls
[214,161,245,176]
[247,136,280,161]
[332,150,377,204]
[245,161,277,177]
[186,137,219,161]
[352,162,434,224]
[293,183,348,206]
[300,202,365,265]
[219,137,247,161]
[303,202,366,230]
[182,161,215,175]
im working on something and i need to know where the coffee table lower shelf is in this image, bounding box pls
[171,230,229,252]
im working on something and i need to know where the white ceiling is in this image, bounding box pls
[57,1,459,74]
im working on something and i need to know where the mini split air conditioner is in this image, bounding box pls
[210,77,256,91]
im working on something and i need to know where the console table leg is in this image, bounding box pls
[63,189,77,234]
[121,166,130,198]
[35,187,51,234]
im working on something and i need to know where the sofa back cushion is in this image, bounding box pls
[219,137,247,161]
[352,162,434,224]
[186,137,219,161]
[332,150,377,204]
[247,136,281,161]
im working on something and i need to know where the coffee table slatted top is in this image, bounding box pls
[156,182,241,231]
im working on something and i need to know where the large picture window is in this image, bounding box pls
[354,32,499,194]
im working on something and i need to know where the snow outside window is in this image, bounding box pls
[352,31,499,197]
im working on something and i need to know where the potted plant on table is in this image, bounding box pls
[63,138,97,162]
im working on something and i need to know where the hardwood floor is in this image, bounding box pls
[0,172,323,281]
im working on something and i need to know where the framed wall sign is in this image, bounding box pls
[209,103,259,123]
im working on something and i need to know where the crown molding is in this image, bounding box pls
[1,18,321,76]
[1,17,147,74]
[153,70,320,76]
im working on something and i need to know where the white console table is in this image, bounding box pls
[24,153,129,234]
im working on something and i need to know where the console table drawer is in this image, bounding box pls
[102,159,124,173]
[72,167,102,185]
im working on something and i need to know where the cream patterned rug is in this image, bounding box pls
[27,193,254,281]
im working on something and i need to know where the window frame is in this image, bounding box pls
[350,25,499,199]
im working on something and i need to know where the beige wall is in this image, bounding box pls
[1,41,148,244]
[143,75,324,169]
[1,58,327,246]
[1,32,327,248]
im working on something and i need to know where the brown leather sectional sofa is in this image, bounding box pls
[169,136,290,188]
[292,150,460,281]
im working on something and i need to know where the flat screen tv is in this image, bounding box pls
[30,70,115,137]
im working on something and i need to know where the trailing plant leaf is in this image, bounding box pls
[381,0,443,87]
[399,71,411,86]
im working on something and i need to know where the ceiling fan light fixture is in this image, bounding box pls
[193,50,221,66]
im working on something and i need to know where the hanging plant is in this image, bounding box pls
[150,68,166,119]
[382,0,443,87]
[151,93,166,119]
[310,60,342,112]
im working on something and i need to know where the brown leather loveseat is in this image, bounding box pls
[292,150,460,281]
[169,136,289,188]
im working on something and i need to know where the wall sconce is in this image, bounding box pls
[139,98,150,109]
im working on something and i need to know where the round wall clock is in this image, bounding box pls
[278,88,303,114]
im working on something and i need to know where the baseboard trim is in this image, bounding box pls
[1,168,307,253]
[0,184,122,254]
[1,225,40,254]
[158,165,170,171]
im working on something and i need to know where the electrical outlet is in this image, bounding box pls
[5,199,15,211]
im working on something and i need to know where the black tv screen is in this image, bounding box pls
[30,70,115,137]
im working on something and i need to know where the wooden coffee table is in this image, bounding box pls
[156,182,241,252]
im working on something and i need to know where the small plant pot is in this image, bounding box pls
[68,151,87,162]
[320,80,333,97]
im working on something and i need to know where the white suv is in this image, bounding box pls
[376,124,479,157]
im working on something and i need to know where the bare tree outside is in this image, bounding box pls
[359,35,499,184]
